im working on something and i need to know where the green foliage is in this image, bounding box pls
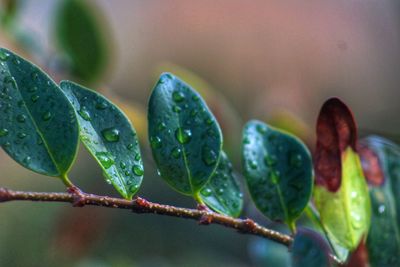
[242,120,313,230]
[199,151,243,217]
[55,0,109,84]
[0,48,79,179]
[2,48,399,266]
[360,136,400,266]
[291,228,332,267]
[60,81,143,199]
[148,73,222,197]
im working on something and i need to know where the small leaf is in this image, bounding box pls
[60,81,143,199]
[242,120,313,228]
[200,151,243,217]
[148,73,223,195]
[0,48,79,177]
[55,0,110,84]
[291,228,332,267]
[314,97,357,192]
[359,136,400,267]
[314,98,370,250]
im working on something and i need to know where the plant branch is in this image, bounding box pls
[0,187,343,265]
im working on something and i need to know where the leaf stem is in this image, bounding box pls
[60,174,74,188]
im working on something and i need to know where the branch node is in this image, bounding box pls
[67,186,86,207]
[196,204,209,211]
[134,197,150,212]
[240,218,256,232]
[199,213,213,225]
[0,188,10,202]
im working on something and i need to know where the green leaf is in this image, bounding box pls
[55,0,109,84]
[242,120,313,229]
[148,73,223,196]
[199,151,243,217]
[60,81,143,199]
[314,148,371,250]
[359,136,400,267]
[291,228,333,267]
[0,48,79,178]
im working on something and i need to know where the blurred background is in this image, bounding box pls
[1,0,400,266]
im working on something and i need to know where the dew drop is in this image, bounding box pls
[378,204,385,214]
[135,153,141,161]
[192,95,200,102]
[243,136,250,144]
[127,143,134,150]
[249,160,258,169]
[172,105,181,113]
[270,171,280,185]
[175,128,192,144]
[17,132,27,139]
[101,127,120,142]
[95,101,108,110]
[171,147,182,159]
[16,114,26,122]
[42,111,52,121]
[201,187,212,197]
[217,188,224,195]
[172,91,185,102]
[157,122,166,131]
[202,147,217,166]
[132,165,144,176]
[256,124,267,134]
[204,117,213,125]
[78,107,91,121]
[0,128,9,137]
[23,156,31,164]
[31,72,39,81]
[96,152,114,169]
[120,162,126,169]
[150,136,162,149]
[0,50,10,61]
[289,153,302,167]
[31,95,39,102]
[28,86,38,93]
[264,155,277,167]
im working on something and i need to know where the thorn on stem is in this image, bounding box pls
[67,186,86,207]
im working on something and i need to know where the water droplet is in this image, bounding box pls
[175,128,192,144]
[16,114,26,122]
[157,122,166,131]
[172,105,181,113]
[150,136,162,149]
[0,50,10,61]
[270,171,280,185]
[127,143,134,150]
[256,124,267,134]
[190,109,198,117]
[264,155,277,166]
[249,160,258,169]
[172,91,185,102]
[23,156,31,164]
[204,117,213,125]
[95,101,108,110]
[202,147,217,166]
[120,162,126,169]
[4,76,16,88]
[31,72,39,81]
[132,165,144,176]
[12,58,20,65]
[17,132,27,139]
[124,171,130,176]
[31,95,39,102]
[101,127,120,142]
[42,111,52,121]
[171,147,182,159]
[28,86,37,93]
[350,211,362,229]
[243,136,250,144]
[289,153,302,167]
[378,204,385,214]
[78,107,91,121]
[217,188,224,195]
[106,178,112,184]
[192,95,200,102]
[96,152,114,169]
[201,187,212,197]
[0,128,9,137]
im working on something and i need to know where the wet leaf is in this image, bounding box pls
[55,0,110,84]
[0,48,79,177]
[60,81,143,199]
[359,136,400,267]
[291,228,332,267]
[200,151,243,217]
[314,148,371,250]
[148,73,223,196]
[242,120,313,229]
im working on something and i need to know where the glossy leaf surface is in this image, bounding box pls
[291,228,332,267]
[60,81,143,199]
[359,136,400,267]
[314,148,370,250]
[315,97,357,192]
[148,73,223,195]
[55,0,109,84]
[0,48,79,176]
[200,151,243,217]
[242,120,313,227]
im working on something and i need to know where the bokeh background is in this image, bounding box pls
[1,0,400,266]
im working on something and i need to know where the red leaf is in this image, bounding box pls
[358,142,384,186]
[315,97,357,192]
[345,240,369,267]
